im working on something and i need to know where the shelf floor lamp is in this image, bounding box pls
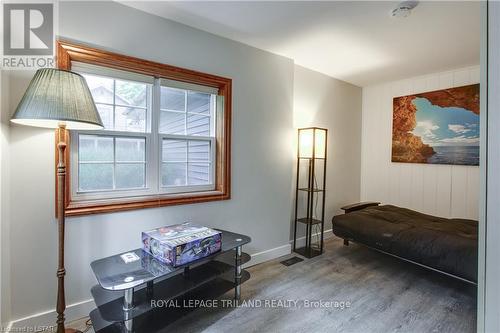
[293,127,328,258]
[10,68,103,333]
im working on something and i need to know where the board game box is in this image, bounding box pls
[141,223,222,267]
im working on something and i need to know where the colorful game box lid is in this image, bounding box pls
[143,223,220,246]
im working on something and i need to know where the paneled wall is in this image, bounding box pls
[361,66,480,219]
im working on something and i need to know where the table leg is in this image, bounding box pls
[235,246,242,300]
[123,288,134,310]
[146,281,153,298]
[123,288,134,332]
[124,312,133,333]
[124,317,133,333]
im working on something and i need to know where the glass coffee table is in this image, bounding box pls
[89,229,251,332]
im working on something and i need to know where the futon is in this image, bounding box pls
[332,203,478,283]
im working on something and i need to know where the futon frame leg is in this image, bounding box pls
[343,239,349,246]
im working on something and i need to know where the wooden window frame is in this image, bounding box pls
[56,40,231,216]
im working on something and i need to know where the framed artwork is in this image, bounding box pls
[392,84,480,166]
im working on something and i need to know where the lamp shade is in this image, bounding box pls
[10,68,103,130]
[298,127,327,159]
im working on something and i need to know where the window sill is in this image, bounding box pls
[65,190,229,217]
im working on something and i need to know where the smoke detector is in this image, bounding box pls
[391,1,419,18]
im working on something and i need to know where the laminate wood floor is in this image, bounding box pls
[71,236,476,333]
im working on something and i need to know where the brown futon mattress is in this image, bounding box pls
[332,205,478,282]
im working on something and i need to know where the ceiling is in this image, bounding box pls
[121,1,480,87]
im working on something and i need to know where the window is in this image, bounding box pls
[56,41,231,216]
[158,82,217,193]
[71,64,219,201]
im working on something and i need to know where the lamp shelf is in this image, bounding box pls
[297,217,322,225]
[298,188,324,193]
[298,157,326,160]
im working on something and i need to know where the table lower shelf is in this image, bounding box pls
[92,254,249,323]
[90,271,250,333]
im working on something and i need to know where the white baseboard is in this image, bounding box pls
[244,228,334,267]
[7,229,334,328]
[7,298,94,331]
[244,243,291,268]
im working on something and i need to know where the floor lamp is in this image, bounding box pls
[293,127,328,258]
[10,68,103,332]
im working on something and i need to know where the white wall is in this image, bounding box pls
[0,69,3,326]
[477,3,487,331]
[361,66,480,220]
[293,65,362,229]
[4,1,295,325]
[482,1,500,331]
[0,69,11,326]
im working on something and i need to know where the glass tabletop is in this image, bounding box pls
[91,229,251,291]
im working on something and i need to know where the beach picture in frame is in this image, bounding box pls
[392,84,480,166]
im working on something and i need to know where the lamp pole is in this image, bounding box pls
[56,124,73,333]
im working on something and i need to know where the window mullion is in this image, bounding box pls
[186,139,189,186]
[184,91,188,135]
[112,79,116,130]
[112,137,117,190]
[151,79,161,194]
[72,132,80,195]
[159,134,212,141]
[211,94,216,137]
[78,130,149,138]
[211,137,216,184]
